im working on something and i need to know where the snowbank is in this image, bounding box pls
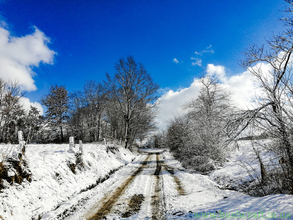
[161,149,293,220]
[0,143,136,220]
[210,140,280,191]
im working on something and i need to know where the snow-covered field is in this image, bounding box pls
[0,140,293,220]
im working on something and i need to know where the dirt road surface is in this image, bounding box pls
[60,149,187,220]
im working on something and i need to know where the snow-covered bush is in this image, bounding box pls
[166,76,233,173]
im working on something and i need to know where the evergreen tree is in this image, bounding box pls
[41,85,69,143]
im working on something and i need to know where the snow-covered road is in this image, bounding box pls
[61,148,293,220]
[70,151,166,219]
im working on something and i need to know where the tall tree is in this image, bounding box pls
[106,56,159,148]
[41,85,69,143]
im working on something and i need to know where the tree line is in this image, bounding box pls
[0,56,159,149]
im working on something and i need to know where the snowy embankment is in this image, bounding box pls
[210,140,279,192]
[0,143,137,220]
[161,149,293,219]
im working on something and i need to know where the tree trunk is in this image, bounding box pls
[124,119,130,148]
[97,114,101,141]
[60,125,64,143]
[26,126,32,144]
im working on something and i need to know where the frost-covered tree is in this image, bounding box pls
[166,76,233,172]
[24,106,42,143]
[183,77,232,159]
[41,85,69,143]
[68,91,85,140]
[0,79,25,143]
[68,81,107,142]
[227,1,293,194]
[82,80,106,141]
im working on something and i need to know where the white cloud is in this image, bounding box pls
[202,44,214,53]
[206,64,227,83]
[191,57,202,66]
[156,63,262,130]
[0,25,56,91]
[19,97,44,115]
[173,58,179,64]
[155,80,202,130]
[194,45,214,55]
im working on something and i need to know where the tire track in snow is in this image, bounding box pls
[164,165,186,196]
[109,153,156,218]
[151,153,166,220]
[86,154,151,220]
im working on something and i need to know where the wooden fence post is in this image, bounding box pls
[18,131,26,155]
[69,136,75,151]
[79,140,83,154]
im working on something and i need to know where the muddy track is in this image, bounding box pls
[87,154,151,220]
[84,152,182,220]
[151,153,166,220]
[164,165,186,195]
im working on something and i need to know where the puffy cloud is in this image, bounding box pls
[173,58,179,64]
[156,63,261,130]
[0,25,56,91]
[19,97,44,115]
[155,80,202,130]
[206,64,227,83]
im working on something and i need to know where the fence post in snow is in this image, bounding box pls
[18,130,26,155]
[79,140,83,154]
[69,136,74,151]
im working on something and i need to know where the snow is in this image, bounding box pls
[161,149,293,219]
[210,140,280,190]
[0,140,293,220]
[0,143,136,220]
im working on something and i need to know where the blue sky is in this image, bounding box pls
[0,0,290,129]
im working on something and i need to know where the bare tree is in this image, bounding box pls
[106,56,159,148]
[104,100,125,140]
[82,80,106,142]
[236,38,293,193]
[224,10,293,192]
[68,91,85,140]
[68,81,107,142]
